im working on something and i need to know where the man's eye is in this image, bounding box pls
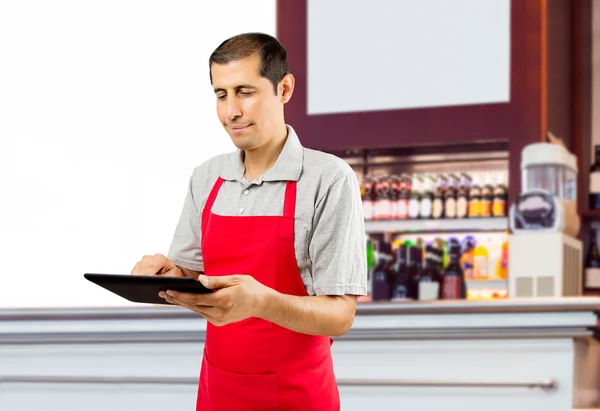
[217,95,226,100]
[240,91,253,96]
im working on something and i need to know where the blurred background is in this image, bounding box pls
[1,1,600,410]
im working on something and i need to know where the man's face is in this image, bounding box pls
[211,53,288,151]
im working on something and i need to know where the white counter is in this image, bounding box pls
[1,298,600,411]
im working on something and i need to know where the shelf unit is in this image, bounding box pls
[364,218,508,234]
[582,209,600,219]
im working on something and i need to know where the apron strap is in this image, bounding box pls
[283,181,297,219]
[203,177,225,221]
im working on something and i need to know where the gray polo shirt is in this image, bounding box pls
[167,125,367,297]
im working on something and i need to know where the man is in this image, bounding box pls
[131,32,367,411]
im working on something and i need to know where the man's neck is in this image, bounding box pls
[243,126,288,182]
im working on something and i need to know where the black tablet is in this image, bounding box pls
[84,273,213,305]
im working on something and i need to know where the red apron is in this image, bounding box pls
[196,177,340,411]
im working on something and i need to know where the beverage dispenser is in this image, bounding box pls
[510,143,579,236]
[508,142,582,298]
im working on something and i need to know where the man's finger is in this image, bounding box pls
[164,290,219,306]
[198,274,238,289]
[167,296,220,323]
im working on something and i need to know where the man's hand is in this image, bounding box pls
[161,273,357,336]
[160,274,273,326]
[131,253,184,277]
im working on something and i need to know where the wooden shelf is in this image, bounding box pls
[582,209,600,219]
[364,218,508,234]
[583,289,600,297]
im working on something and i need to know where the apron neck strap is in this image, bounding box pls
[205,177,225,212]
[283,181,297,219]
[206,178,296,218]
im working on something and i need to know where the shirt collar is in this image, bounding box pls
[220,125,304,183]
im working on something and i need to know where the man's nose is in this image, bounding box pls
[226,97,242,120]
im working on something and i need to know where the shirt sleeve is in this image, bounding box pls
[167,173,204,272]
[309,169,368,296]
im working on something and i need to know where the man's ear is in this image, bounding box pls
[279,73,295,103]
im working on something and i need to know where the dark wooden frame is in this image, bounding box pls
[277,0,594,293]
[276,0,552,202]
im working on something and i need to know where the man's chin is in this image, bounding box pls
[230,137,255,151]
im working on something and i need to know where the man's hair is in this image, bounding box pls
[209,32,289,95]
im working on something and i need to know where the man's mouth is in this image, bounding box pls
[229,124,251,132]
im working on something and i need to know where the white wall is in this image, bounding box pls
[0,0,276,308]
[307,0,510,115]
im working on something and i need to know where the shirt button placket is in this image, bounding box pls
[239,187,249,215]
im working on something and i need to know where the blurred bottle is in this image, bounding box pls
[473,241,489,280]
[418,245,441,300]
[492,171,508,217]
[432,175,446,219]
[468,174,481,218]
[584,229,600,290]
[589,146,600,210]
[499,235,508,280]
[420,175,434,219]
[366,237,376,291]
[397,174,410,220]
[371,240,393,301]
[456,173,471,219]
[480,172,493,218]
[406,242,422,299]
[362,176,377,221]
[444,174,458,218]
[391,244,411,300]
[441,239,466,300]
[461,236,476,280]
[374,176,393,220]
[408,174,422,220]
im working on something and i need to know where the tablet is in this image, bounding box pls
[84,273,213,305]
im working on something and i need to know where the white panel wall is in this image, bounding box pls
[0,0,275,308]
[307,0,510,115]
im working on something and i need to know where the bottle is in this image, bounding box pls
[433,237,446,272]
[419,175,434,219]
[590,145,600,210]
[585,229,600,290]
[492,171,508,217]
[371,240,392,301]
[366,237,376,294]
[432,175,446,219]
[408,174,422,219]
[461,236,476,280]
[396,174,410,220]
[444,174,458,218]
[391,244,411,300]
[480,173,493,217]
[390,175,402,220]
[456,173,471,219]
[499,235,508,280]
[362,176,376,220]
[374,176,393,220]
[468,174,481,218]
[441,240,467,299]
[406,244,422,299]
[418,245,441,300]
[473,241,489,280]
[487,237,501,280]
